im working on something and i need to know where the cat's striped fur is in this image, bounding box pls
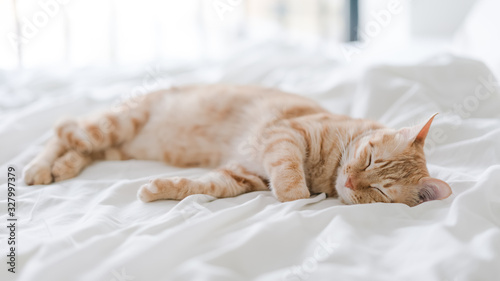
[24,85,451,206]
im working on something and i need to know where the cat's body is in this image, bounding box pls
[24,85,452,206]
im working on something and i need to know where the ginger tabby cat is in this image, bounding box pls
[24,85,452,206]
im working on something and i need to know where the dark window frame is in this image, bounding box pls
[348,0,359,41]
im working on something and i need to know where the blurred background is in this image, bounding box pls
[0,0,479,69]
[1,0,498,117]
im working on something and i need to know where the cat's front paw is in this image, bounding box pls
[274,184,311,202]
[24,162,53,185]
[137,180,160,203]
[138,177,187,202]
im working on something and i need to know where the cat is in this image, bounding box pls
[24,84,452,206]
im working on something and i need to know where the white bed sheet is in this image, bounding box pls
[1,45,500,281]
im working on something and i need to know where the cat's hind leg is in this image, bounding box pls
[50,150,92,182]
[25,90,160,185]
[55,105,149,154]
[137,164,269,202]
[24,139,127,185]
[24,136,95,185]
[24,137,67,185]
[51,147,129,182]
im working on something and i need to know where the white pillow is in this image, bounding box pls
[453,0,500,77]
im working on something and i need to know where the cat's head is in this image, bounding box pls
[335,114,452,207]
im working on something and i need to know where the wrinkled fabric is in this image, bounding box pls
[0,47,499,281]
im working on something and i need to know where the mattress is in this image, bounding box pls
[1,44,500,281]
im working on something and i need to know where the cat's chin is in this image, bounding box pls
[336,186,354,205]
[338,195,351,205]
[334,169,354,205]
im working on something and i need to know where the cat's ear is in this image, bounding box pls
[400,113,438,145]
[418,177,452,202]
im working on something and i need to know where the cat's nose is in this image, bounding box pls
[345,176,354,190]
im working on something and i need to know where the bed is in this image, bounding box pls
[1,43,499,281]
[2,5,500,278]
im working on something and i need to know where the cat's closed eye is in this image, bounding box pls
[363,153,372,171]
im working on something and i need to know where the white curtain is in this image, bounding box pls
[0,0,347,70]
